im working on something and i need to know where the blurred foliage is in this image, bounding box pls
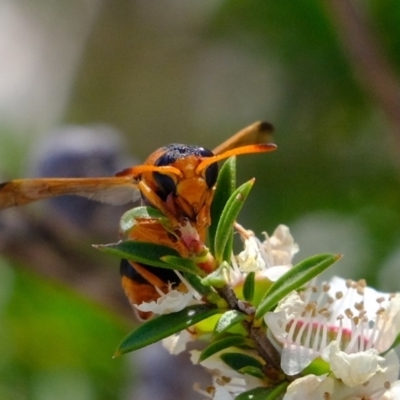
[1,1,400,399]
[208,0,400,285]
[0,259,129,400]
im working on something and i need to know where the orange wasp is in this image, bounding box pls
[0,122,276,319]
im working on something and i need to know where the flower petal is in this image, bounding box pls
[237,236,266,272]
[326,341,385,387]
[135,288,199,315]
[284,374,333,400]
[162,330,194,355]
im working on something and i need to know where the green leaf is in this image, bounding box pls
[94,241,180,269]
[215,310,246,334]
[222,230,234,263]
[161,255,204,276]
[209,157,236,253]
[256,253,341,319]
[183,273,214,297]
[235,383,289,400]
[114,304,220,356]
[302,357,330,376]
[243,271,255,302]
[220,352,264,372]
[214,179,255,262]
[199,335,247,362]
[120,206,167,234]
[238,366,265,379]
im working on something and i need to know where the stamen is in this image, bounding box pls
[376,297,385,304]
[356,279,366,295]
[367,315,379,350]
[312,285,319,294]
[322,283,331,292]
[295,313,310,345]
[287,315,300,345]
[372,309,387,350]
[354,301,364,312]
[345,315,361,353]
[315,287,327,309]
[345,309,354,319]
[304,316,313,349]
[336,315,344,347]
[313,314,327,352]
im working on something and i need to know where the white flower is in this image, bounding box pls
[212,386,234,400]
[284,350,400,400]
[265,277,400,379]
[283,374,334,400]
[231,224,298,286]
[237,235,266,272]
[325,341,385,387]
[134,285,200,315]
[261,224,299,267]
[162,330,194,355]
[191,349,265,399]
[135,270,203,316]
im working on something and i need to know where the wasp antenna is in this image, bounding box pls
[196,143,277,173]
[116,165,182,178]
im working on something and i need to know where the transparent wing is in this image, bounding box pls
[0,177,140,210]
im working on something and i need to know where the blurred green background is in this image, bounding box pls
[1,1,400,399]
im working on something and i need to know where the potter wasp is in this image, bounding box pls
[0,122,276,318]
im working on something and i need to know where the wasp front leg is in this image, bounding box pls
[195,187,215,240]
[137,180,180,228]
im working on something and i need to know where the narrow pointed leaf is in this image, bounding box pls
[199,335,247,362]
[214,310,246,334]
[243,271,255,302]
[115,304,219,356]
[209,157,236,253]
[235,383,289,400]
[222,233,234,263]
[220,352,264,372]
[161,255,204,276]
[256,253,341,319]
[214,179,254,262]
[95,241,180,269]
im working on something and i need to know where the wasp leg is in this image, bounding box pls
[137,180,179,226]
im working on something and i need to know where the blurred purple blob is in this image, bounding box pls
[30,124,139,236]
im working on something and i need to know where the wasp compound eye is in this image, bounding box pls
[204,163,218,189]
[204,163,218,188]
[193,147,218,189]
[197,147,218,189]
[153,172,177,197]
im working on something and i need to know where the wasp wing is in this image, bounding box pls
[0,177,140,210]
[212,121,274,155]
